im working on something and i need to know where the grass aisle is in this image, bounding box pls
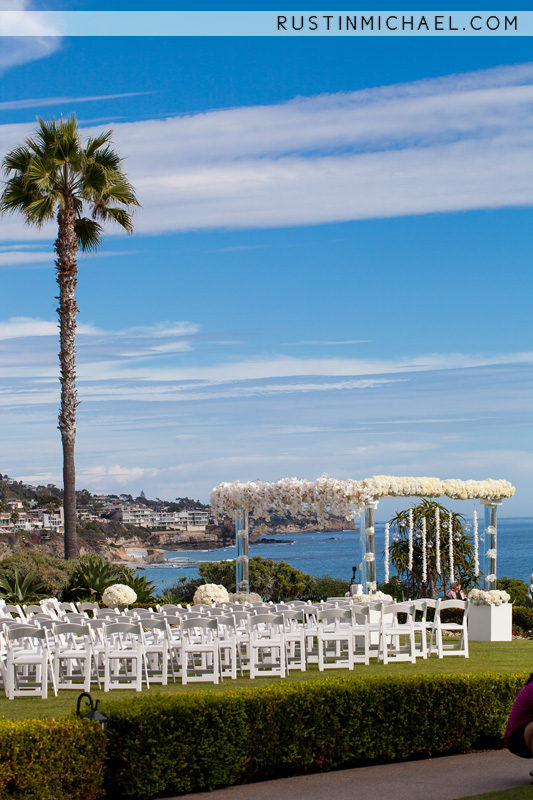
[0,639,530,721]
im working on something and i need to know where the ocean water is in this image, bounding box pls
[139,517,533,595]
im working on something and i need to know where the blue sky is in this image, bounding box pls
[0,3,532,517]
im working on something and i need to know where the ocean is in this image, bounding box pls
[138,517,533,595]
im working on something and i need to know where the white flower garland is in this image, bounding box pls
[421,516,427,584]
[448,512,454,582]
[435,506,441,575]
[211,475,515,519]
[384,522,390,583]
[408,509,414,571]
[473,510,479,576]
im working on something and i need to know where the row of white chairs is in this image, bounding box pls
[0,597,469,697]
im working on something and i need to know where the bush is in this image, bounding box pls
[512,606,533,636]
[498,577,530,607]
[0,551,73,597]
[0,718,105,800]
[102,671,527,799]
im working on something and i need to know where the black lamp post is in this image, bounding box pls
[76,692,107,731]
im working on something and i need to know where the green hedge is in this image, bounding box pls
[103,671,528,800]
[0,718,105,800]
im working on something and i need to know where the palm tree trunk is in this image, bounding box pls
[55,201,79,559]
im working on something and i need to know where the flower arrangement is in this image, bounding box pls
[211,475,515,519]
[467,589,511,606]
[228,591,263,604]
[347,591,393,603]
[193,584,230,606]
[102,583,137,608]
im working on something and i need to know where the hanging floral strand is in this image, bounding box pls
[408,508,414,571]
[435,506,441,574]
[448,511,455,583]
[421,516,427,584]
[473,509,479,576]
[384,522,390,583]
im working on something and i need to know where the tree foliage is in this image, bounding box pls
[388,499,478,598]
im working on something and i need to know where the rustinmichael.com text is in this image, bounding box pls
[277,14,519,33]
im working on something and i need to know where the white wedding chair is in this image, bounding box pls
[180,617,220,685]
[281,609,306,672]
[139,618,171,684]
[379,602,417,664]
[431,599,469,658]
[248,614,285,679]
[216,615,241,679]
[5,626,57,699]
[316,608,354,671]
[102,622,146,691]
[52,621,94,691]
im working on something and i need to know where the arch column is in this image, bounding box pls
[480,499,501,590]
[363,501,379,594]
[235,508,250,592]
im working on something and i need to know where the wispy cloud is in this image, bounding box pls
[0,91,153,112]
[1,63,531,242]
[284,340,372,346]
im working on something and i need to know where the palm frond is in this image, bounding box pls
[93,205,135,233]
[25,193,59,225]
[85,131,113,158]
[74,217,103,252]
[2,145,32,176]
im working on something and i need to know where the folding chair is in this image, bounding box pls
[5,626,57,699]
[52,622,95,691]
[103,622,146,691]
[379,602,417,664]
[180,617,220,685]
[139,618,171,684]
[316,608,354,671]
[431,599,469,658]
[281,609,306,672]
[248,613,285,679]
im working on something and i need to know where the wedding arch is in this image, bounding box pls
[210,475,515,595]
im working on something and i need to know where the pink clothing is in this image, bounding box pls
[505,680,533,747]
[446,588,466,600]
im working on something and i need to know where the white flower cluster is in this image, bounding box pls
[348,591,393,603]
[211,475,515,519]
[102,583,137,608]
[228,591,263,604]
[467,589,511,606]
[361,476,515,501]
[193,584,230,606]
[211,474,375,523]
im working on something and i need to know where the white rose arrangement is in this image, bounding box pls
[347,591,393,603]
[467,589,511,606]
[211,475,515,518]
[102,583,137,608]
[193,584,230,606]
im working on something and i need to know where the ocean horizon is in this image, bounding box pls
[138,516,533,595]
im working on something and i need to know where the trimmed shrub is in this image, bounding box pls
[512,606,533,636]
[103,671,527,799]
[0,718,105,800]
[0,551,74,597]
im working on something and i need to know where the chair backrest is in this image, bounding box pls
[317,608,352,623]
[437,599,468,622]
[3,604,24,619]
[22,605,42,616]
[6,626,48,643]
[139,619,167,632]
[180,617,218,631]
[390,602,416,624]
[103,621,142,636]
[53,622,91,641]
[249,613,284,635]
[351,606,370,624]
[77,602,100,614]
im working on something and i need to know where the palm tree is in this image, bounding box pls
[0,116,139,559]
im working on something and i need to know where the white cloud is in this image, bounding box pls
[1,63,531,241]
[0,92,152,112]
[0,316,101,340]
[0,0,62,73]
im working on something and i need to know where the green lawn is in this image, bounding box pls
[0,639,530,722]
[458,788,533,800]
